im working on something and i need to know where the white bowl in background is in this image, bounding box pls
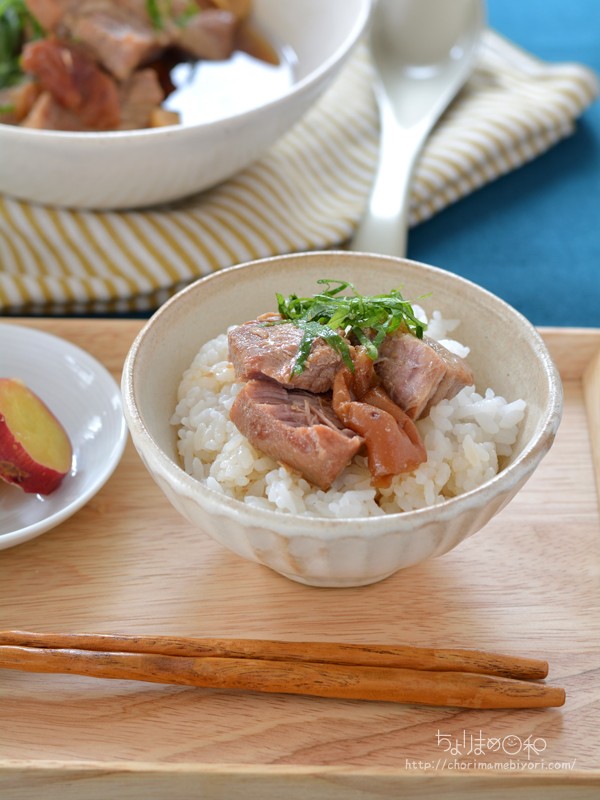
[0,0,371,210]
[121,252,563,587]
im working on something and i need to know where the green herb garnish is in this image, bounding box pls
[174,0,201,28]
[146,0,199,31]
[145,0,163,29]
[275,279,427,376]
[0,0,43,90]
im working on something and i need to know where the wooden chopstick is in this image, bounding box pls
[0,630,549,680]
[0,645,565,709]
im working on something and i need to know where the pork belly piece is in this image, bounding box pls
[67,8,165,82]
[22,79,169,131]
[230,380,364,491]
[24,0,65,32]
[117,68,164,129]
[174,8,237,60]
[332,351,427,484]
[228,317,343,395]
[26,1,239,80]
[25,1,153,33]
[197,0,252,20]
[375,332,474,420]
[21,90,88,130]
[25,1,164,81]
[0,80,41,125]
[21,39,120,129]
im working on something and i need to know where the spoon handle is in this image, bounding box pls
[350,95,430,258]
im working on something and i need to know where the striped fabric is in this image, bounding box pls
[0,30,597,315]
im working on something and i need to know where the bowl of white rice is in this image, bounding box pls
[122,251,563,587]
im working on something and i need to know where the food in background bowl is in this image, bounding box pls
[0,0,280,131]
[172,280,527,517]
[0,0,370,208]
[122,252,563,587]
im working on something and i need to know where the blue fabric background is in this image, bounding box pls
[408,0,600,327]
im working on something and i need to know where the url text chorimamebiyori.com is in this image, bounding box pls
[405,759,577,771]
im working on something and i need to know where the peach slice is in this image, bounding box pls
[0,378,72,495]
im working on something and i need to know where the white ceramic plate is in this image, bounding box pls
[0,323,128,550]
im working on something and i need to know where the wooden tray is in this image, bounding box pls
[0,319,599,800]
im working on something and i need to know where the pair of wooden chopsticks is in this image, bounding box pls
[0,630,565,709]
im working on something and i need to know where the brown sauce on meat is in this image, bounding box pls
[332,351,427,485]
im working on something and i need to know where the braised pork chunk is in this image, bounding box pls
[228,316,343,394]
[0,80,40,125]
[21,38,121,129]
[230,380,363,491]
[24,1,239,81]
[375,332,474,420]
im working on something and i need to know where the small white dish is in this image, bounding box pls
[0,323,128,550]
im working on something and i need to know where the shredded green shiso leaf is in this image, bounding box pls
[0,0,43,91]
[274,279,427,376]
[146,0,199,30]
[145,0,164,29]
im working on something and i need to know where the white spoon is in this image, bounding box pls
[350,0,485,256]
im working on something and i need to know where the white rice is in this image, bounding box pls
[171,309,526,518]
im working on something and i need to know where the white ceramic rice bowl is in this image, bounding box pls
[121,252,563,587]
[0,0,371,210]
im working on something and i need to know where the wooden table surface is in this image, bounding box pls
[0,319,599,800]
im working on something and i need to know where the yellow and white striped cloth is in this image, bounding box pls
[0,30,597,314]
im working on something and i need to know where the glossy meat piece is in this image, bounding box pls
[117,68,164,129]
[21,90,89,130]
[230,380,363,491]
[25,1,155,32]
[0,80,40,124]
[24,0,65,31]
[26,1,239,81]
[424,339,475,411]
[21,39,120,129]
[67,8,163,82]
[174,8,236,60]
[228,316,343,394]
[375,332,474,420]
[198,0,251,20]
[332,355,427,484]
[21,68,162,131]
